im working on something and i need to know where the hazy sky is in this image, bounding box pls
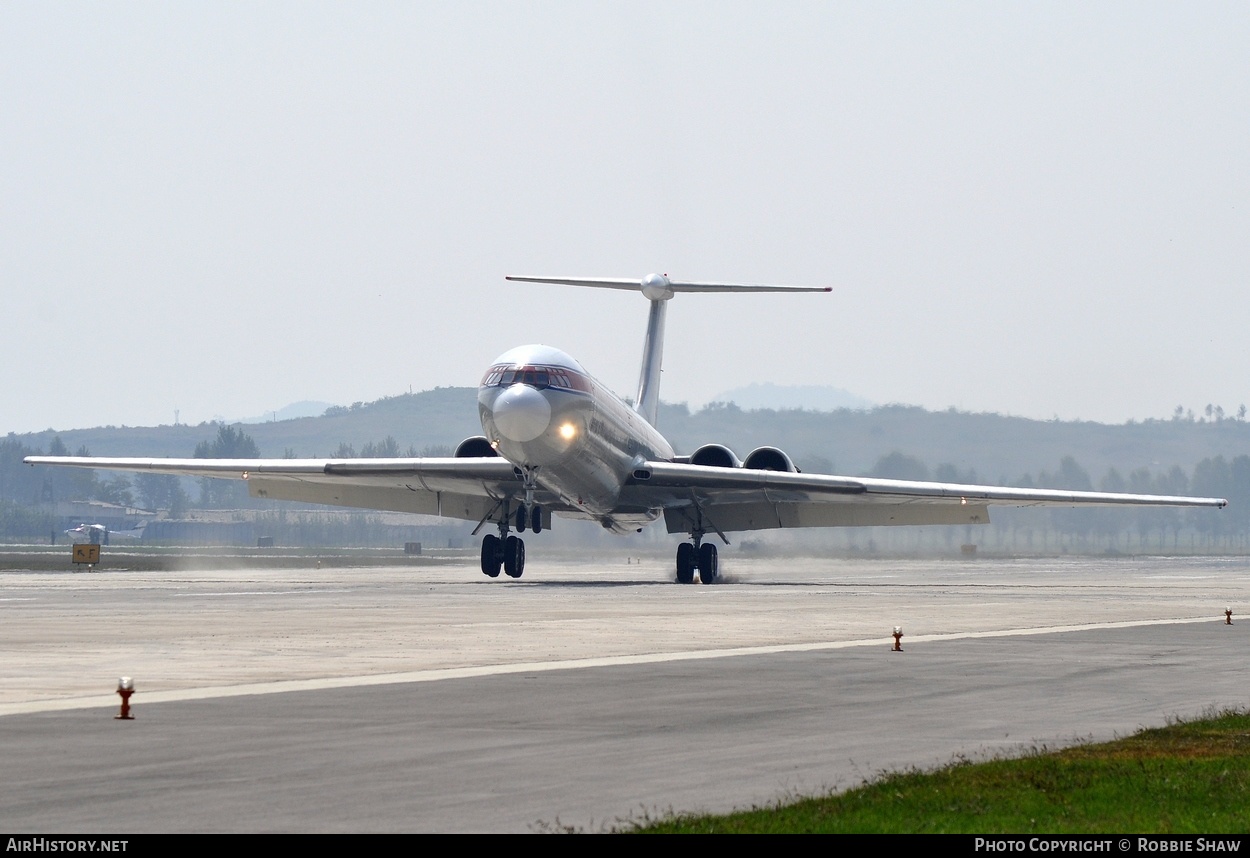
[2,2,1247,435]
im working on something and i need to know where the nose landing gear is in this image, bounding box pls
[508,467,544,539]
[514,504,543,534]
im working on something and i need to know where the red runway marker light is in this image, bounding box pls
[115,676,135,720]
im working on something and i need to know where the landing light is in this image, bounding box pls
[558,422,578,440]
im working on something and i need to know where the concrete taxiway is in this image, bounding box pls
[1,553,1246,831]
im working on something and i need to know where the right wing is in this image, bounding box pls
[619,463,1228,534]
[23,456,561,524]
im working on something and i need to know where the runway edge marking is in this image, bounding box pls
[0,615,1221,717]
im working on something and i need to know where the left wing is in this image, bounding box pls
[620,462,1227,535]
[23,456,562,525]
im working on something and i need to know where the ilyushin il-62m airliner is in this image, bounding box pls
[27,274,1227,583]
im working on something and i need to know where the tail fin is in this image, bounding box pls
[505,274,830,426]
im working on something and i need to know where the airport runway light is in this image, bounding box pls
[892,626,904,652]
[115,677,135,721]
[1226,607,1234,625]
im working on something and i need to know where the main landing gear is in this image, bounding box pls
[675,537,718,585]
[480,467,546,580]
[481,532,527,578]
[480,502,542,579]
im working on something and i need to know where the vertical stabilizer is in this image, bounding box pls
[505,273,831,428]
[635,294,668,426]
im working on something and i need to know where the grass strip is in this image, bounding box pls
[628,709,1250,833]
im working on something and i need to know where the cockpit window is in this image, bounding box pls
[480,367,508,386]
[481,363,590,393]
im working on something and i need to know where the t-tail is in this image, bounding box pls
[505,274,831,426]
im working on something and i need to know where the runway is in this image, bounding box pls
[1,553,1246,832]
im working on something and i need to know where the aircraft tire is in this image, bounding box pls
[481,534,503,577]
[504,535,525,578]
[676,542,696,584]
[698,543,718,584]
[531,505,543,534]
[515,506,527,533]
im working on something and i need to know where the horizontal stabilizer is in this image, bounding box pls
[506,273,830,299]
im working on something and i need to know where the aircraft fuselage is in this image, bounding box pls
[478,344,673,532]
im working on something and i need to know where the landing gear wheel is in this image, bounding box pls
[504,535,525,578]
[531,505,543,534]
[698,542,718,584]
[515,506,527,533]
[676,542,696,584]
[481,534,502,578]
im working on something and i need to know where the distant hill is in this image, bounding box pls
[232,400,337,425]
[653,402,1250,484]
[708,382,873,412]
[14,388,480,459]
[9,386,1249,486]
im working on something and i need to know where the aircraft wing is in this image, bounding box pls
[620,462,1228,535]
[23,456,549,524]
[25,455,1228,535]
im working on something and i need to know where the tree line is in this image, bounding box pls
[2,425,1246,549]
[863,450,1245,549]
[0,426,451,524]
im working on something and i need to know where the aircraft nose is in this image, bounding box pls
[492,383,552,442]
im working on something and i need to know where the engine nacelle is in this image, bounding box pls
[689,443,742,469]
[742,446,799,472]
[454,436,499,458]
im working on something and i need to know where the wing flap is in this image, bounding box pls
[247,478,499,521]
[664,501,991,534]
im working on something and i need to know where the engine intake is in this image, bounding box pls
[743,446,798,472]
[454,436,499,458]
[689,444,742,469]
